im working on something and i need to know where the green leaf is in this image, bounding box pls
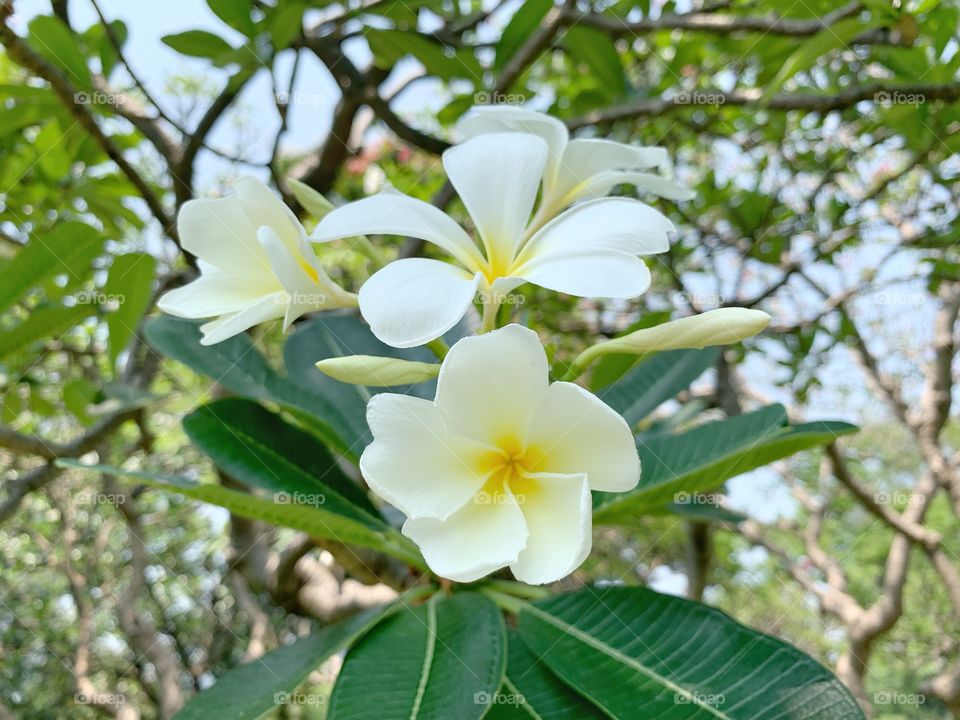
[58,461,424,567]
[563,27,626,97]
[367,29,483,82]
[519,586,866,719]
[173,595,414,720]
[495,0,553,71]
[182,398,382,522]
[266,2,305,49]
[0,222,105,314]
[329,593,506,719]
[207,0,256,37]
[143,316,357,456]
[161,30,234,61]
[27,16,91,89]
[0,305,90,361]
[764,17,886,98]
[596,348,718,427]
[594,405,857,523]
[103,252,157,368]
[486,630,606,719]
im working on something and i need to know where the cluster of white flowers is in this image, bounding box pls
[159,106,769,584]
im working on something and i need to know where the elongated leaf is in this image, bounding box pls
[104,252,157,368]
[519,586,865,719]
[0,305,89,360]
[162,30,234,60]
[367,29,483,82]
[495,0,553,71]
[0,222,104,314]
[563,27,626,97]
[58,461,423,567]
[594,405,857,523]
[329,593,506,719]
[28,16,91,89]
[486,630,606,719]
[207,0,256,37]
[143,316,358,455]
[183,398,381,521]
[174,598,405,720]
[597,348,718,427]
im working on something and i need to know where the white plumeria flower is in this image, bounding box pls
[311,132,675,348]
[158,177,357,345]
[456,105,694,235]
[360,324,639,584]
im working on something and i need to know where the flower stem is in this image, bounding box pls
[480,294,501,333]
[483,579,550,600]
[425,338,449,360]
[481,588,528,614]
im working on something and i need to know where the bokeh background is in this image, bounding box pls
[1,0,960,717]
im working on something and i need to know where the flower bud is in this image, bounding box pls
[315,355,440,386]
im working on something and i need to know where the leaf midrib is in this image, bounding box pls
[410,597,438,720]
[524,604,734,720]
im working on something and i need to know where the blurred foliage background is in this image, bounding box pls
[1,0,960,717]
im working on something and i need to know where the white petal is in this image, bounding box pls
[510,472,592,585]
[360,394,491,520]
[310,188,485,271]
[198,293,286,345]
[403,493,527,582]
[456,106,569,192]
[358,259,482,348]
[177,194,267,277]
[525,382,640,492]
[515,198,672,298]
[567,170,695,204]
[235,176,304,253]
[442,133,547,265]
[435,324,548,444]
[157,265,276,319]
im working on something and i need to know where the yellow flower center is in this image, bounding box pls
[476,436,543,504]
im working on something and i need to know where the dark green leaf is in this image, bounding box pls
[182,398,382,522]
[594,405,857,523]
[596,348,718,427]
[495,0,553,71]
[28,16,91,89]
[329,593,506,719]
[519,586,865,719]
[486,630,606,719]
[207,0,256,37]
